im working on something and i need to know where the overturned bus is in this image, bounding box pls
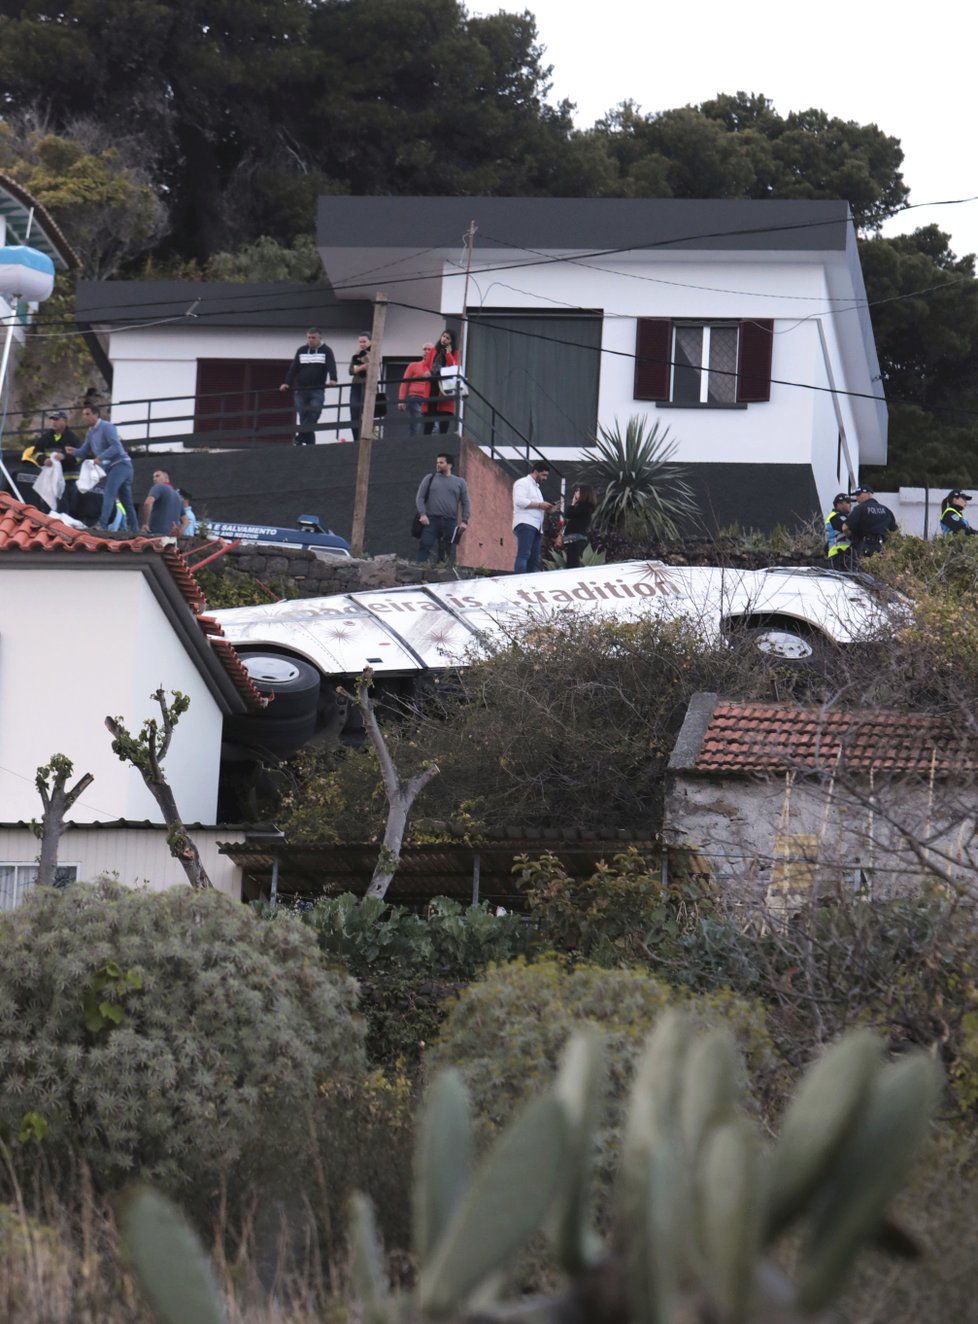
[212,560,901,757]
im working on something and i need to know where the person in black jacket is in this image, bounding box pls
[562,484,597,569]
[19,410,82,515]
[843,485,897,558]
[280,328,338,445]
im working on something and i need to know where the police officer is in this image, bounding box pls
[824,492,853,566]
[843,485,897,558]
[940,489,977,536]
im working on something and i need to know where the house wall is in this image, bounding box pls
[664,772,978,908]
[431,254,867,513]
[0,825,241,896]
[0,566,224,823]
[444,254,862,481]
[106,309,439,444]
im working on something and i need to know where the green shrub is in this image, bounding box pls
[307,894,531,1067]
[516,848,714,968]
[430,959,780,1140]
[0,881,364,1214]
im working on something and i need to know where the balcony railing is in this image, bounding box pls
[1,376,562,481]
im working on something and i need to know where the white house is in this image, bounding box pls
[71,198,887,530]
[74,281,373,445]
[314,196,887,523]
[0,495,264,901]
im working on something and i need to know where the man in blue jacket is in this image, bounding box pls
[66,404,139,533]
[280,328,338,445]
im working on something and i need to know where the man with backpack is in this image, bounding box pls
[415,452,470,566]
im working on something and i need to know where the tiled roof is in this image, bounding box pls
[0,495,264,712]
[0,494,161,555]
[691,700,978,776]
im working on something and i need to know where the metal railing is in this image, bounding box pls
[1,376,563,482]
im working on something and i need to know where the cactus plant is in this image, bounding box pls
[119,1020,941,1324]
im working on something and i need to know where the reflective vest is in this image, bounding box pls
[940,505,973,535]
[824,510,850,556]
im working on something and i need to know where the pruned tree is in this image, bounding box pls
[33,753,94,888]
[105,688,212,890]
[339,668,439,901]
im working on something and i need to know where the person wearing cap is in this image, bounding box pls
[21,410,82,516]
[843,485,897,559]
[824,492,853,566]
[940,489,977,536]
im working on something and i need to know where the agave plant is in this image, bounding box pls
[582,415,698,541]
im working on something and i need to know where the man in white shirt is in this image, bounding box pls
[512,460,556,574]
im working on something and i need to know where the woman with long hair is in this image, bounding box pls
[423,328,460,435]
[562,483,597,569]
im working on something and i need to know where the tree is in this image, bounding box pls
[581,92,909,228]
[32,754,94,888]
[859,227,978,490]
[0,116,169,277]
[339,669,439,900]
[581,415,698,540]
[105,689,212,889]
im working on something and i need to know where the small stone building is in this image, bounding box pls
[665,694,978,911]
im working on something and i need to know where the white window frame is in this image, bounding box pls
[0,862,79,910]
[671,322,740,405]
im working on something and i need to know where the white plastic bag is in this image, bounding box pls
[33,458,65,512]
[438,365,469,398]
[77,459,106,494]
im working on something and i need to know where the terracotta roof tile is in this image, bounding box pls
[0,494,265,713]
[692,699,978,776]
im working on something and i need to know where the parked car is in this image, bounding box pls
[213,561,903,756]
[206,514,350,559]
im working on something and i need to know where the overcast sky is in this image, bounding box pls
[469,0,977,263]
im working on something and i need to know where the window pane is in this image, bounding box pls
[672,325,702,403]
[0,864,34,911]
[708,326,738,404]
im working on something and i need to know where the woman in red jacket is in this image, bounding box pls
[423,328,460,435]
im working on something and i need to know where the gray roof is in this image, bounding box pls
[75,280,372,329]
[317,197,853,253]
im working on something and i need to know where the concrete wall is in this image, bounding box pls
[0,565,225,823]
[130,438,517,568]
[664,771,977,909]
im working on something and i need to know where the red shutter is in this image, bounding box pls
[736,319,773,403]
[634,318,671,401]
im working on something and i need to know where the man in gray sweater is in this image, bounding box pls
[416,452,470,565]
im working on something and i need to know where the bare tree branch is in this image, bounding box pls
[339,669,439,901]
[105,689,212,890]
[33,754,94,887]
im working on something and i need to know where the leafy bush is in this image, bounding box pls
[515,848,714,967]
[195,566,298,610]
[306,894,531,1066]
[0,881,364,1214]
[430,959,781,1139]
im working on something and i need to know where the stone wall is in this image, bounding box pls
[208,543,461,599]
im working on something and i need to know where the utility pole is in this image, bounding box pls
[350,292,388,557]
